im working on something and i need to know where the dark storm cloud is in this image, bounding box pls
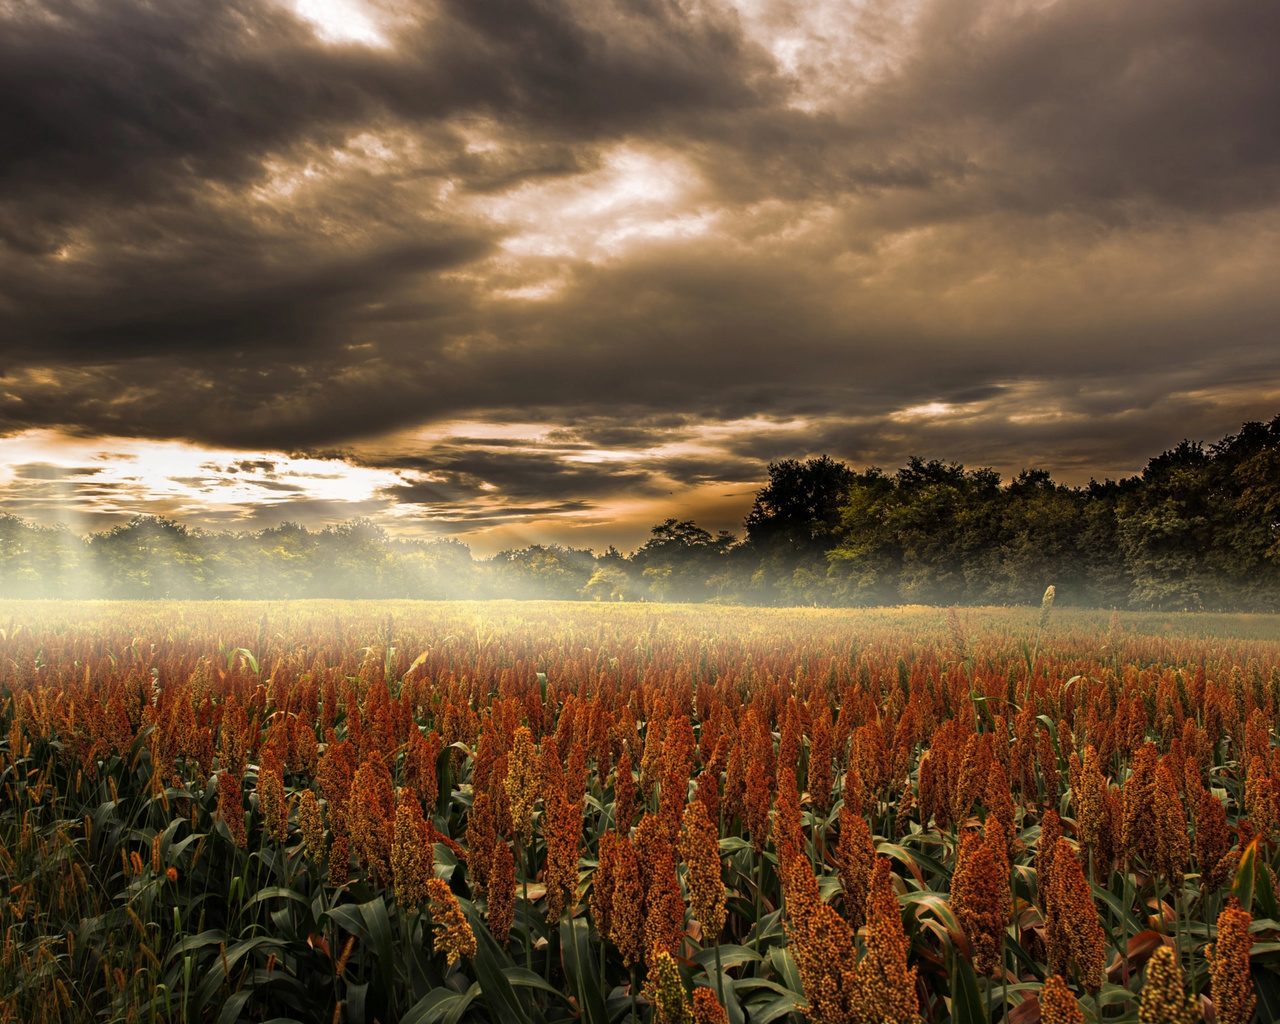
[4,238,489,360]
[379,449,655,502]
[543,419,691,449]
[2,0,1279,540]
[646,455,765,487]
[12,463,101,480]
[0,0,773,381]
[0,0,769,210]
[910,0,1280,215]
[405,500,597,528]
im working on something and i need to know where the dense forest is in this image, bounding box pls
[2,416,1278,609]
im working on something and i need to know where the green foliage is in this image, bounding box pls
[2,415,1280,609]
[826,416,1280,611]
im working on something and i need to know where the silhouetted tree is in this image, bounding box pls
[631,519,736,602]
[743,456,854,603]
[745,456,854,554]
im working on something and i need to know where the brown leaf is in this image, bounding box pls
[1105,929,1165,981]
[1008,994,1041,1024]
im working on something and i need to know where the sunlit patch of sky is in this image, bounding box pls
[286,0,389,47]
[0,416,808,554]
[0,427,633,552]
[468,145,718,300]
[0,431,402,535]
[734,0,930,109]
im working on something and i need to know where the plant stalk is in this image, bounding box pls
[754,850,764,956]
[713,935,725,1006]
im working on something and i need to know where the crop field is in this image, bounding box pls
[0,599,1278,1024]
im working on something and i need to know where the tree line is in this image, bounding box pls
[2,415,1277,609]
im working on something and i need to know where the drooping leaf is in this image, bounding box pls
[358,897,399,1007]
[400,983,482,1024]
[1233,838,1259,914]
[768,945,802,996]
[691,945,763,972]
[561,915,608,1024]
[1255,847,1279,921]
[748,991,805,1024]
[462,900,536,1024]
[949,952,986,1024]
[504,965,573,1003]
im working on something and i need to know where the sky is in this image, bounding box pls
[2,0,1278,555]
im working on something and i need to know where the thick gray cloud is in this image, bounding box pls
[1,0,1278,550]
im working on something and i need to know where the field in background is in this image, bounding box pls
[1,600,1278,1023]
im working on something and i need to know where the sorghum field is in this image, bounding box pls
[1,600,1278,1024]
